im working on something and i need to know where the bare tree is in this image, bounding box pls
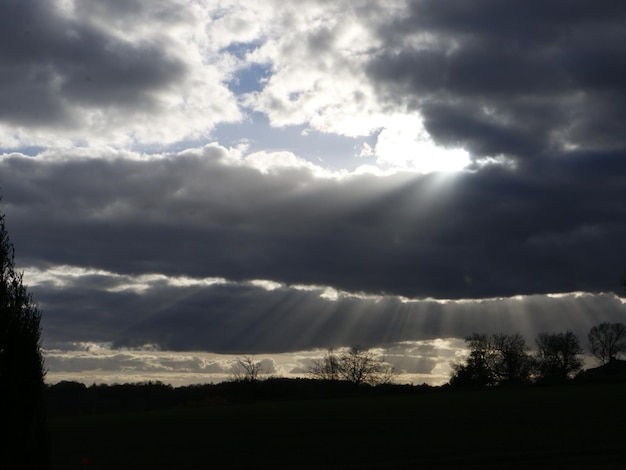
[535,331,584,380]
[588,322,626,365]
[309,346,395,386]
[231,356,264,382]
[339,346,379,386]
[339,346,396,386]
[308,348,341,381]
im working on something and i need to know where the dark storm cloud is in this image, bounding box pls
[2,146,626,300]
[0,0,187,129]
[34,273,626,355]
[366,0,626,159]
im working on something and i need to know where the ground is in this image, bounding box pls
[48,383,626,469]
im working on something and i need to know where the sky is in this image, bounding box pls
[1,0,626,386]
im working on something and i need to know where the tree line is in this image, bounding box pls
[450,323,626,387]
[232,346,396,386]
[234,323,626,389]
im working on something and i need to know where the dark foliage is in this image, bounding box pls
[0,204,48,469]
[450,333,534,387]
[46,378,429,416]
[535,331,584,382]
[577,359,626,383]
[46,381,177,415]
[588,322,626,365]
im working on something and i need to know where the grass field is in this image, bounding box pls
[49,383,626,469]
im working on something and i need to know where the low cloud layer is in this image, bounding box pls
[43,339,465,386]
[26,260,626,356]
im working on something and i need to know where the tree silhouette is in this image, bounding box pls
[308,348,341,381]
[231,356,264,382]
[588,322,626,365]
[309,346,395,386]
[450,333,533,386]
[0,203,48,469]
[450,334,496,386]
[490,333,534,384]
[535,331,584,381]
[339,346,391,386]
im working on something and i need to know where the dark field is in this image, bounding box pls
[49,383,626,469]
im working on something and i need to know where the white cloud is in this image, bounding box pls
[241,150,335,177]
[241,2,384,135]
[23,265,229,293]
[225,1,469,173]
[1,0,470,174]
[0,0,241,148]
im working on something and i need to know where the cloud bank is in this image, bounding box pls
[3,147,625,300]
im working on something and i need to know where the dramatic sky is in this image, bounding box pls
[2,0,626,385]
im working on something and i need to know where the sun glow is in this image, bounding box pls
[372,115,471,173]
